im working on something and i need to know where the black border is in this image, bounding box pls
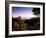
[5,1,45,38]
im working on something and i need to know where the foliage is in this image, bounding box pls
[32,8,40,15]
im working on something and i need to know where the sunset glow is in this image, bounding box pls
[12,7,38,19]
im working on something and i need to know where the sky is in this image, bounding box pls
[12,7,37,19]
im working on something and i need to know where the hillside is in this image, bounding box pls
[12,17,40,31]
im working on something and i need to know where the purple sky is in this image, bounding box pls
[12,7,37,19]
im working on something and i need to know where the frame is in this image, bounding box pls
[5,1,45,37]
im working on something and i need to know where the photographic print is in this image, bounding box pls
[5,1,45,37]
[12,7,40,31]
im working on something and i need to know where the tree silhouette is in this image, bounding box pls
[12,16,28,31]
[31,8,40,30]
[32,8,40,16]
